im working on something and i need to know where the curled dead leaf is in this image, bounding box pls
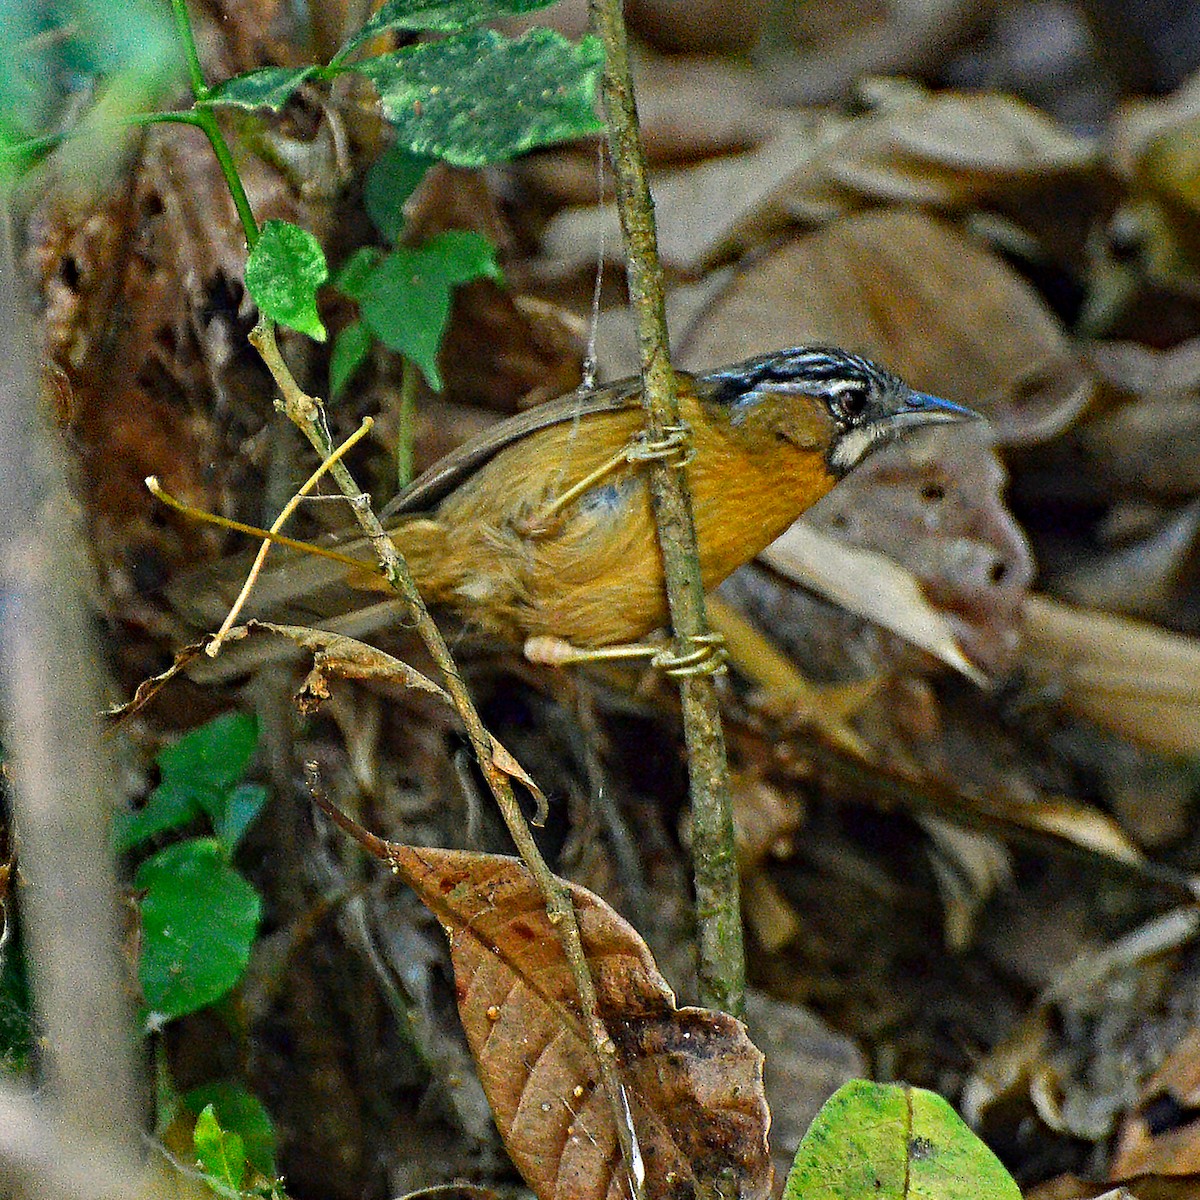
[758,523,986,685]
[309,807,773,1200]
[542,84,1094,275]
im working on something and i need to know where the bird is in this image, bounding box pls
[174,346,976,667]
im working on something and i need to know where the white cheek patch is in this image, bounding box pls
[829,423,884,472]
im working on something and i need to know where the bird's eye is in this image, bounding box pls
[832,385,869,422]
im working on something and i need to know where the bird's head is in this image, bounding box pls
[701,346,978,477]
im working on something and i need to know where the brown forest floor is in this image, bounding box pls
[17,0,1200,1196]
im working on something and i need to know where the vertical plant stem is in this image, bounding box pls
[170,0,208,99]
[587,0,745,1016]
[164,0,260,247]
[249,322,643,1194]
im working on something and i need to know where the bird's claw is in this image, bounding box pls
[651,633,728,677]
[626,424,694,468]
[524,631,727,677]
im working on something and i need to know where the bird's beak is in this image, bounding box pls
[890,392,980,429]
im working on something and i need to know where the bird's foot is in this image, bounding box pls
[524,631,727,677]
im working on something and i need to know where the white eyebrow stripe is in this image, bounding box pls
[822,378,869,397]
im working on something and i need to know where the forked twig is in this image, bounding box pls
[207,415,374,653]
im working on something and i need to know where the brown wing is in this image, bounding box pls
[380,374,649,518]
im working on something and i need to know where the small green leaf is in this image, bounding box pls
[330,319,374,399]
[784,1080,1022,1200]
[359,233,502,389]
[209,783,267,857]
[116,713,261,853]
[204,66,320,112]
[365,143,436,242]
[185,1083,277,1177]
[348,29,605,167]
[112,780,203,853]
[157,712,260,796]
[335,0,560,63]
[424,229,504,286]
[333,246,384,301]
[194,1104,246,1190]
[136,840,261,1021]
[244,219,329,341]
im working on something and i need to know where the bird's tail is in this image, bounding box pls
[164,517,453,681]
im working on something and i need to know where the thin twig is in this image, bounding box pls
[207,415,374,652]
[587,0,745,1016]
[247,318,643,1197]
[146,478,368,569]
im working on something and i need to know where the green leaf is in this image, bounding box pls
[330,319,374,399]
[784,1080,1022,1200]
[335,0,560,63]
[185,1083,277,1177]
[333,246,384,300]
[359,232,502,389]
[423,229,504,285]
[158,712,260,797]
[209,783,267,857]
[194,1104,246,1190]
[112,780,203,853]
[348,29,605,167]
[365,143,436,242]
[115,713,260,853]
[136,840,261,1021]
[204,66,320,112]
[244,219,329,341]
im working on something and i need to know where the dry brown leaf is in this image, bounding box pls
[682,210,1090,443]
[1080,343,1200,499]
[758,523,985,684]
[1022,595,1200,757]
[539,114,822,271]
[541,84,1094,274]
[1114,1029,1200,1178]
[107,637,217,721]
[332,836,773,1200]
[623,50,777,163]
[919,816,1013,952]
[1026,1174,1200,1199]
[755,0,984,105]
[249,622,551,821]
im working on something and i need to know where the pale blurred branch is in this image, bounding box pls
[0,197,145,1197]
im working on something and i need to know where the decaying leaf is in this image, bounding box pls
[758,524,984,684]
[966,908,1200,1143]
[1028,1172,1200,1199]
[312,809,773,1200]
[1113,1028,1200,1178]
[682,210,1090,441]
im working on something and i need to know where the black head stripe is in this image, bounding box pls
[702,347,897,408]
